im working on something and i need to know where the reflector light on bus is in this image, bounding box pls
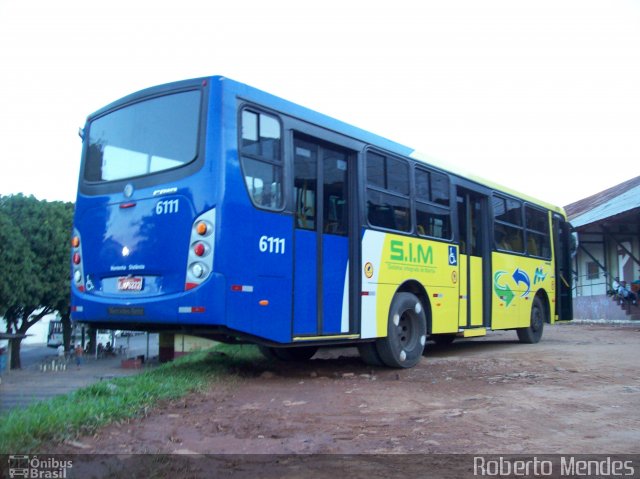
[178,306,205,313]
[73,253,81,265]
[71,236,80,248]
[231,285,254,293]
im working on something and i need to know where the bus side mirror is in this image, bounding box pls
[78,127,85,140]
[570,231,579,258]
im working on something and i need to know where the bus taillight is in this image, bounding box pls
[191,263,207,278]
[185,209,215,291]
[193,242,206,257]
[196,221,208,236]
[71,229,86,292]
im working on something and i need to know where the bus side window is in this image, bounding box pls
[367,195,410,232]
[527,235,539,256]
[367,201,396,230]
[294,140,318,230]
[506,227,524,252]
[525,206,551,259]
[240,109,283,210]
[416,203,451,239]
[415,168,451,240]
[495,224,511,250]
[493,195,525,254]
[323,151,348,236]
[366,151,411,232]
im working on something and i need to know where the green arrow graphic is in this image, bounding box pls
[494,271,515,307]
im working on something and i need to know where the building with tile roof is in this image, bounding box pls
[565,176,640,320]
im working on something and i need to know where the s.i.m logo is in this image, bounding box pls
[387,238,436,274]
[389,239,433,264]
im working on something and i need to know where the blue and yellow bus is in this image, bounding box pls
[71,75,573,368]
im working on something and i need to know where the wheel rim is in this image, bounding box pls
[378,293,427,368]
[396,310,418,349]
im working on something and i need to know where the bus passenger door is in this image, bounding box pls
[292,135,354,338]
[553,215,574,321]
[457,189,489,328]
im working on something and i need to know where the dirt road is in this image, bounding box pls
[51,322,640,456]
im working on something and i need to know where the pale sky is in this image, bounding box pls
[0,0,639,207]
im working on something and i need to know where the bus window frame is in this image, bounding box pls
[365,148,412,234]
[524,203,552,260]
[492,193,553,260]
[237,104,286,212]
[414,165,453,241]
[492,193,525,255]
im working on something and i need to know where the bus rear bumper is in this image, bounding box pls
[71,273,226,329]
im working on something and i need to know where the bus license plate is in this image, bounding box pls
[118,277,144,292]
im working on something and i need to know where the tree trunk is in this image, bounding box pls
[7,306,52,370]
[9,337,22,370]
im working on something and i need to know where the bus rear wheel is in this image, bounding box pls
[376,292,427,368]
[258,345,318,361]
[517,296,545,344]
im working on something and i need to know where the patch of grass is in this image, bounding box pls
[0,343,263,453]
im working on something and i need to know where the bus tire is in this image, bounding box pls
[259,345,318,361]
[517,296,545,344]
[358,342,385,366]
[376,292,427,368]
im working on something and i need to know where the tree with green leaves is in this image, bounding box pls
[0,194,73,369]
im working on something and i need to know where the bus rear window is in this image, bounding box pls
[84,90,201,182]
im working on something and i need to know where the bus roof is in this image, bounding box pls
[217,75,566,218]
[407,150,566,217]
[99,75,565,218]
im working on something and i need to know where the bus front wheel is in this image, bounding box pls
[517,296,545,344]
[376,292,427,368]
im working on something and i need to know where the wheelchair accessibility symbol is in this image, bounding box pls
[448,246,457,266]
